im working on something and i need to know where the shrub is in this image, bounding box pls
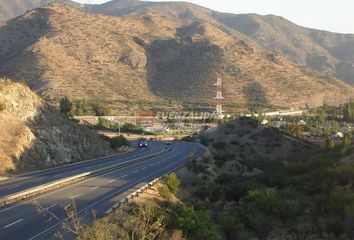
[165,173,180,194]
[215,173,233,184]
[100,134,129,149]
[170,205,222,240]
[200,135,209,146]
[60,96,72,115]
[92,102,111,116]
[326,137,335,149]
[158,185,172,200]
[122,123,144,134]
[110,135,129,149]
[213,141,226,149]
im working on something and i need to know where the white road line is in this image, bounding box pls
[91,186,99,191]
[142,167,146,170]
[71,194,81,199]
[121,174,128,178]
[133,170,138,174]
[8,184,21,190]
[150,164,154,166]
[108,179,116,183]
[45,204,57,210]
[27,147,195,240]
[1,148,178,214]
[4,219,23,229]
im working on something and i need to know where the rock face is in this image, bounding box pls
[0,79,113,175]
[0,4,354,109]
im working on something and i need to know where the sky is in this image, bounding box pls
[73,0,354,34]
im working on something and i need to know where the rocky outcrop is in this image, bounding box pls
[0,79,113,175]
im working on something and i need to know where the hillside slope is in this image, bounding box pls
[0,0,353,85]
[0,79,113,175]
[0,4,353,109]
[0,0,78,21]
[89,0,354,85]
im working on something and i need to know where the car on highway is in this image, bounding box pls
[138,138,148,148]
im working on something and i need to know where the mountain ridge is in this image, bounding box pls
[0,0,353,85]
[0,3,353,110]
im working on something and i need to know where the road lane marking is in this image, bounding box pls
[27,148,196,240]
[1,147,180,214]
[142,167,146,170]
[91,186,99,191]
[71,194,81,199]
[150,164,154,166]
[132,170,138,174]
[45,204,57,210]
[121,174,128,178]
[8,184,21,190]
[108,179,116,183]
[4,219,23,229]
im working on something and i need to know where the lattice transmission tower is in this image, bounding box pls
[214,75,224,120]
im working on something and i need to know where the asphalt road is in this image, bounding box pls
[0,141,204,240]
[0,140,166,198]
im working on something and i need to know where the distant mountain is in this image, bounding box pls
[0,0,79,20]
[0,0,353,85]
[86,0,354,85]
[0,3,353,109]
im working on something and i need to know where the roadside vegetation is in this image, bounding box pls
[59,97,111,117]
[99,134,130,149]
[34,115,354,240]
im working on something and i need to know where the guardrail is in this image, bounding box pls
[0,147,173,208]
[105,144,206,215]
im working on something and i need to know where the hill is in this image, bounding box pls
[0,4,353,109]
[0,0,353,85]
[0,0,79,21]
[89,0,354,84]
[0,79,113,175]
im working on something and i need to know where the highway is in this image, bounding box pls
[0,141,204,240]
[0,141,165,197]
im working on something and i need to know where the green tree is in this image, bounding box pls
[344,100,354,121]
[343,134,351,148]
[171,205,221,240]
[110,135,129,149]
[325,137,335,149]
[165,173,180,195]
[236,188,281,240]
[60,96,72,115]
